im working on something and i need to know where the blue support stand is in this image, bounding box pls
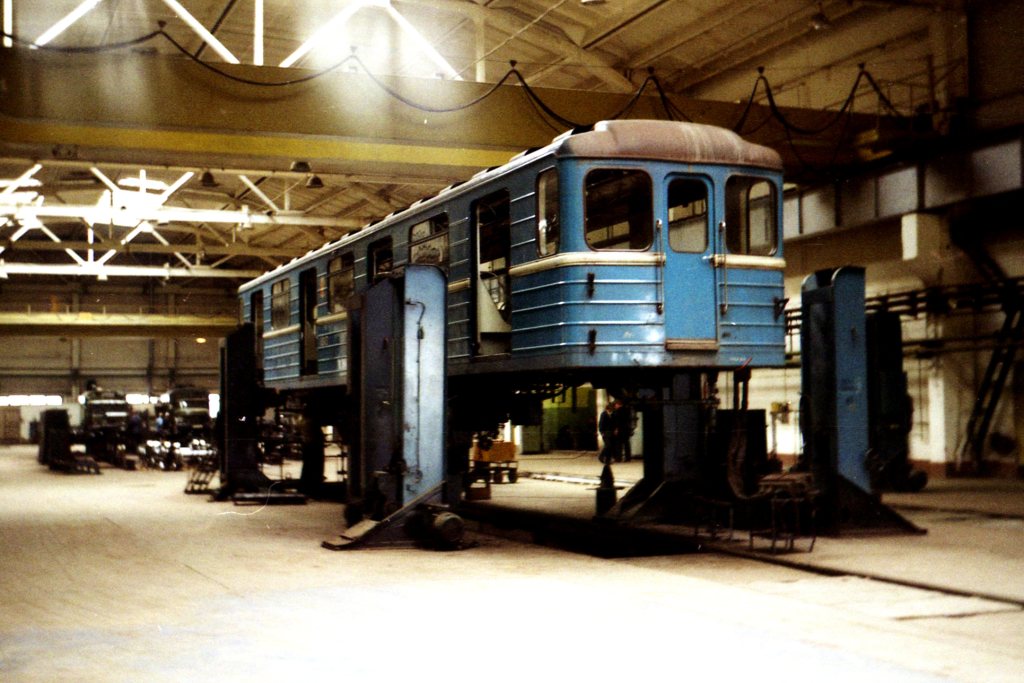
[323,265,464,550]
[800,267,922,534]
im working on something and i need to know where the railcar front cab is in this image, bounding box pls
[548,121,786,369]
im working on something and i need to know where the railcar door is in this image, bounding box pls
[472,189,512,356]
[299,267,318,375]
[662,175,718,349]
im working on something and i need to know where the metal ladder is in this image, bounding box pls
[958,299,1024,469]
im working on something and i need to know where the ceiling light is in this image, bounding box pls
[290,160,312,173]
[305,175,324,189]
[810,4,832,30]
[580,0,607,5]
[200,170,218,188]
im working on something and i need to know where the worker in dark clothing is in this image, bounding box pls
[598,400,621,464]
[614,401,635,462]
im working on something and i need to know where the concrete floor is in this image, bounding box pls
[2,445,1023,682]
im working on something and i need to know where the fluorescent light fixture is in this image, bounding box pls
[3,0,12,48]
[160,0,240,64]
[254,0,264,66]
[34,0,104,47]
[384,2,461,80]
[0,164,43,199]
[280,0,366,68]
[0,394,63,407]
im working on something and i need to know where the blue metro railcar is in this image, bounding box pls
[239,119,785,411]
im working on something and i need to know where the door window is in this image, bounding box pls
[668,178,709,253]
[270,279,290,329]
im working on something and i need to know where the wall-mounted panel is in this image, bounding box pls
[173,338,220,369]
[800,186,836,235]
[876,166,919,219]
[783,193,801,239]
[971,140,1022,197]
[839,176,877,227]
[0,337,71,369]
[925,153,970,208]
[79,339,150,371]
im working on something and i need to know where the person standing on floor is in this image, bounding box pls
[598,400,620,464]
[614,400,635,462]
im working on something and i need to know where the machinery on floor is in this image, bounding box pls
[141,386,214,471]
[37,382,136,473]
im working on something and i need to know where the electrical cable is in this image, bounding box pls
[0,28,164,53]
[0,25,912,177]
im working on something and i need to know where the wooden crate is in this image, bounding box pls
[473,441,516,463]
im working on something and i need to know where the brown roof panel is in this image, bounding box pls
[556,120,783,171]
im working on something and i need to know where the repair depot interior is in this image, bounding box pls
[1,2,1024,681]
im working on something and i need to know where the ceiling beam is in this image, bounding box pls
[0,262,263,279]
[0,238,306,259]
[5,202,363,229]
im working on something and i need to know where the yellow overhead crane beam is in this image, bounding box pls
[0,48,893,176]
[0,311,239,338]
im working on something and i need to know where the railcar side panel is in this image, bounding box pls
[237,120,788,394]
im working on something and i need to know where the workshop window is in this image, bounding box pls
[409,214,449,270]
[271,279,290,329]
[584,168,653,250]
[725,176,777,256]
[537,168,560,256]
[327,253,355,313]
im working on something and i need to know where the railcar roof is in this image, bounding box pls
[240,119,782,292]
[557,120,783,170]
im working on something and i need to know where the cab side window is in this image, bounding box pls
[584,169,653,250]
[725,176,777,256]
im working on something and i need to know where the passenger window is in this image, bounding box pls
[409,214,449,270]
[584,169,653,250]
[537,169,560,256]
[369,237,393,284]
[327,253,355,313]
[668,178,709,253]
[725,176,777,256]
[270,279,290,329]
